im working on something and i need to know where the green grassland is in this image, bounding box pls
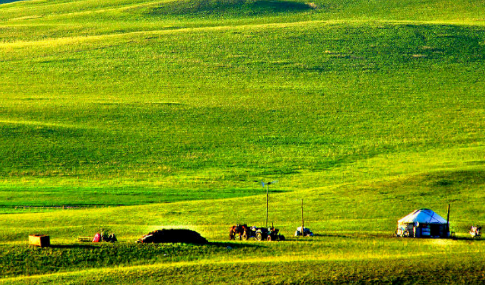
[1,0,485,283]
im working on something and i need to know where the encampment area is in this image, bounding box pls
[2,0,485,283]
[396,209,451,238]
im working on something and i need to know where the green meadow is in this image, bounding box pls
[1,0,485,283]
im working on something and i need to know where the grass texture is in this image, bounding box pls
[1,0,485,283]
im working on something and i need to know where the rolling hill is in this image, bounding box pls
[1,0,485,283]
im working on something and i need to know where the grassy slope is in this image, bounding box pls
[1,3,484,191]
[1,0,485,283]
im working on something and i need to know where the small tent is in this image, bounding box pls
[396,209,449,238]
[294,227,313,237]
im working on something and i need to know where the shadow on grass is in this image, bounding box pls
[146,0,315,16]
[451,236,484,241]
[209,241,263,248]
[0,0,24,4]
[50,244,99,249]
[249,0,312,13]
[316,233,395,239]
[51,241,264,248]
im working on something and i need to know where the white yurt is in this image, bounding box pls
[396,209,449,238]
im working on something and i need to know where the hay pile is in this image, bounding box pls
[136,229,208,244]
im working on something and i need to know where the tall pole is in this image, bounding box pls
[260,180,276,228]
[446,204,451,236]
[266,184,269,228]
[301,199,304,232]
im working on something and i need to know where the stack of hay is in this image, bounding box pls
[136,229,208,244]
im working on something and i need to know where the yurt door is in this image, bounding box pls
[430,224,441,237]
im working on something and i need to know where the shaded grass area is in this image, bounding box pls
[0,242,261,277]
[85,255,485,284]
[143,0,315,16]
[1,239,485,283]
[0,0,23,4]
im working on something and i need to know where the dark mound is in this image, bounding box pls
[144,0,315,16]
[136,229,208,244]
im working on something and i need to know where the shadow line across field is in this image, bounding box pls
[0,0,24,4]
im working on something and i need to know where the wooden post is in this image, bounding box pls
[266,184,269,228]
[301,199,304,233]
[446,204,451,236]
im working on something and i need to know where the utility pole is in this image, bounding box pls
[301,199,305,233]
[260,180,277,228]
[446,204,451,236]
[266,184,269,228]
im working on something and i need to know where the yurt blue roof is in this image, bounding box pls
[398,209,447,224]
